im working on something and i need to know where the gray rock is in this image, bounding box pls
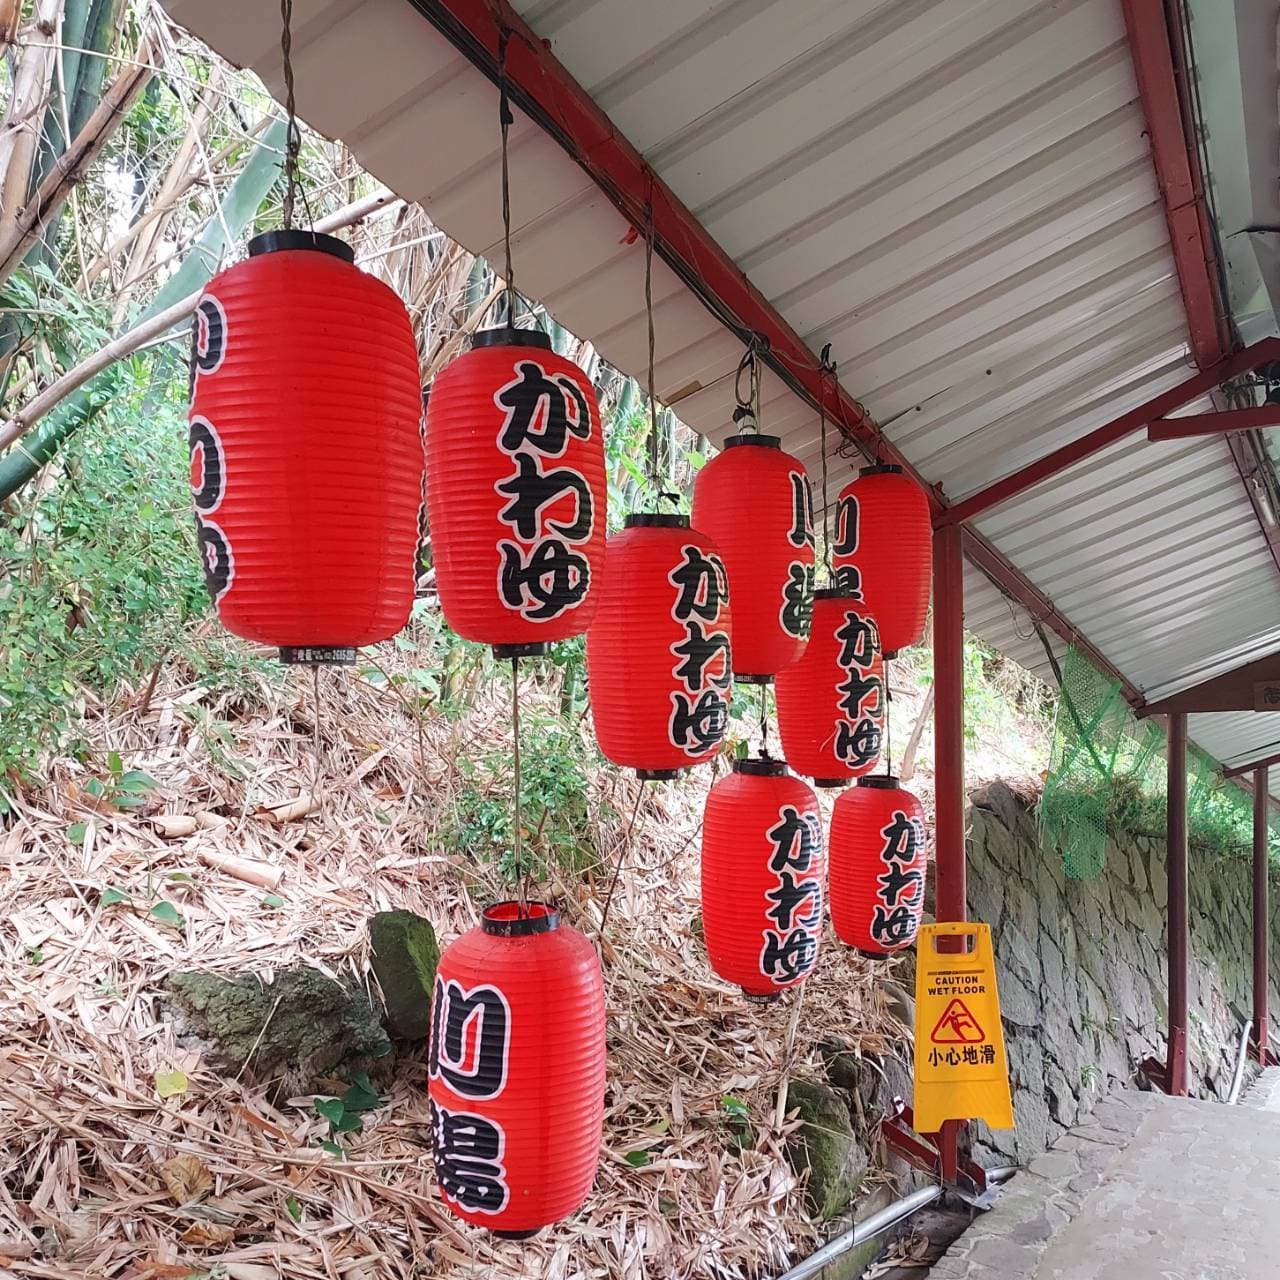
[784,1079,868,1220]
[369,909,440,1040]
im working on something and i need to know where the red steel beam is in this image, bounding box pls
[1254,766,1270,1065]
[939,338,1280,527]
[1148,407,1280,441]
[1225,749,1280,780]
[1166,711,1190,1097]
[1121,0,1230,371]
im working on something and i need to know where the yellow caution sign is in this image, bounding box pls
[912,922,1014,1133]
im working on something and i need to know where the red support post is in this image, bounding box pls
[933,522,966,1179]
[1166,712,1189,1096]
[1254,766,1270,1066]
[1147,408,1280,441]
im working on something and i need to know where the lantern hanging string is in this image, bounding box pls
[883,678,893,778]
[497,25,518,327]
[597,783,644,947]
[818,343,837,581]
[643,190,662,499]
[758,682,769,755]
[510,656,530,916]
[732,342,760,435]
[278,0,310,231]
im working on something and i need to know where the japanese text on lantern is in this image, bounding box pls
[760,805,823,985]
[428,978,512,1216]
[833,611,882,770]
[493,360,596,622]
[870,807,925,949]
[667,544,732,757]
[780,471,816,640]
[188,297,233,603]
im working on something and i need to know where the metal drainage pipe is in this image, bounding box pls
[1227,1018,1253,1105]
[776,1167,1018,1280]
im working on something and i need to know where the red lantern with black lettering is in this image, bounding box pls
[701,758,824,1000]
[691,435,814,681]
[776,587,884,786]
[586,515,732,777]
[828,777,927,958]
[425,328,606,657]
[832,465,932,658]
[428,902,606,1237]
[188,231,424,664]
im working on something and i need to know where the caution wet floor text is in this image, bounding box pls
[912,921,1014,1132]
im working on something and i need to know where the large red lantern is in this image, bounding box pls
[828,778,927,957]
[586,515,732,777]
[425,329,606,656]
[187,231,424,663]
[701,758,824,1000]
[690,435,814,681]
[775,588,884,786]
[832,465,932,658]
[428,902,606,1236]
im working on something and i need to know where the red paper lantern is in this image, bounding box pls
[828,777,927,958]
[832,465,932,658]
[775,588,884,786]
[425,328,606,656]
[428,902,606,1237]
[690,434,814,681]
[701,759,824,1000]
[586,515,732,778]
[188,231,424,663]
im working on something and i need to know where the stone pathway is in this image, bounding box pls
[928,1084,1280,1279]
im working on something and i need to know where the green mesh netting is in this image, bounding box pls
[1040,647,1129,879]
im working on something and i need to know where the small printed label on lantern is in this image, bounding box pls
[913,922,1013,1133]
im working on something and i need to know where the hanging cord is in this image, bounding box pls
[279,0,302,230]
[644,192,662,499]
[497,25,518,327]
[732,341,760,435]
[759,683,769,756]
[882,676,894,777]
[597,783,644,947]
[818,344,837,581]
[510,657,530,915]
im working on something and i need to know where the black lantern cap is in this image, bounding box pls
[637,767,684,781]
[858,775,901,789]
[735,672,774,685]
[481,901,560,937]
[723,433,781,450]
[813,584,861,601]
[626,513,690,529]
[742,990,783,1004]
[493,641,550,660]
[471,326,553,351]
[813,777,851,789]
[249,230,355,262]
[858,463,904,477]
[734,755,787,777]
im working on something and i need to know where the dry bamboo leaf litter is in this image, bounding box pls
[0,643,936,1279]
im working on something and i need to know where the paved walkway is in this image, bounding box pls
[929,1072,1280,1279]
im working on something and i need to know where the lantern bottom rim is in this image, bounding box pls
[883,649,900,661]
[734,672,774,686]
[493,1228,542,1240]
[636,767,683,782]
[279,646,358,666]
[855,948,893,961]
[742,990,783,1004]
[813,777,851,789]
[492,641,550,660]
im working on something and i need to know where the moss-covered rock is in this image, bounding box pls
[369,910,439,1040]
[784,1078,868,1220]
[165,965,392,1095]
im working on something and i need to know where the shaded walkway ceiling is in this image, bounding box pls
[159,0,1280,786]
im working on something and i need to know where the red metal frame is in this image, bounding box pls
[1166,711,1189,1097]
[880,1104,988,1198]
[940,339,1280,527]
[1148,408,1280,441]
[1225,749,1280,780]
[1254,767,1271,1065]
[1120,0,1231,372]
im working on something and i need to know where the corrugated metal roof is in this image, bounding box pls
[159,0,1280,783]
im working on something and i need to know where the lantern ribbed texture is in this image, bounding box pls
[188,232,423,657]
[832,465,932,658]
[428,902,605,1237]
[828,778,927,958]
[701,760,824,1000]
[425,329,606,654]
[586,515,732,778]
[775,589,884,786]
[690,435,814,680]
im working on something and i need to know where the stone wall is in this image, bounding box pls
[966,780,1280,1162]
